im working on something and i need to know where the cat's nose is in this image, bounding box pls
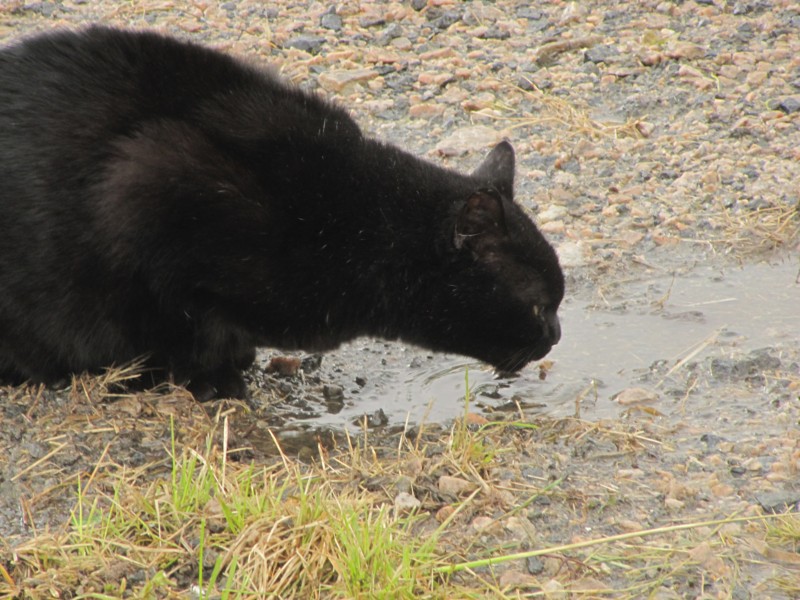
[549,314,561,345]
[539,307,560,345]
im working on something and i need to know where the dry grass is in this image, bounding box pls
[470,79,646,142]
[717,201,800,255]
[2,370,799,598]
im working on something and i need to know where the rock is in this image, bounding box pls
[664,41,706,60]
[438,475,478,496]
[411,0,427,11]
[359,15,386,28]
[320,12,343,32]
[776,97,800,114]
[526,555,545,575]
[318,68,379,93]
[613,387,659,406]
[755,491,800,513]
[542,578,566,599]
[584,45,618,64]
[479,27,510,40]
[470,515,494,531]
[322,384,344,402]
[352,408,388,428]
[408,103,445,119]
[283,34,325,54]
[498,570,537,588]
[376,23,404,46]
[434,125,502,156]
[429,9,462,31]
[435,505,456,522]
[538,205,568,224]
[555,241,586,268]
[517,8,545,19]
[394,491,421,513]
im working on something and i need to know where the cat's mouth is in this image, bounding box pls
[493,343,555,374]
[491,308,561,373]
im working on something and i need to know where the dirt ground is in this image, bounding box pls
[1,1,799,598]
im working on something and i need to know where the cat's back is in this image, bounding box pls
[1,26,269,132]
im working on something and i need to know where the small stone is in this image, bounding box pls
[776,97,800,114]
[283,34,325,54]
[359,15,386,28]
[393,492,421,513]
[499,570,537,588]
[320,13,343,32]
[526,555,545,575]
[353,408,388,428]
[435,505,456,522]
[318,68,378,93]
[613,387,659,406]
[555,241,585,268]
[470,515,494,531]
[411,0,427,11]
[540,220,565,234]
[538,205,568,224]
[542,578,566,598]
[745,70,768,86]
[438,475,478,496]
[408,103,445,119]
[390,37,412,51]
[517,8,544,20]
[584,45,618,64]
[755,491,800,513]
[434,125,501,156]
[665,41,706,60]
[431,10,462,30]
[616,519,644,532]
[463,412,488,426]
[322,384,344,403]
[479,27,510,40]
[376,23,404,46]
[664,497,685,511]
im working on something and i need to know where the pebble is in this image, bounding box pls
[393,492,421,513]
[322,384,344,402]
[283,34,325,54]
[498,570,537,588]
[470,515,494,531]
[776,96,800,113]
[434,125,502,156]
[408,103,445,119]
[318,68,379,93]
[438,475,478,496]
[320,12,342,32]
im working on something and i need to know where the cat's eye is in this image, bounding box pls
[532,305,542,317]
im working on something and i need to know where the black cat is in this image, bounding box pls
[0,26,564,400]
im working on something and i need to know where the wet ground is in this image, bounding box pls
[250,253,800,443]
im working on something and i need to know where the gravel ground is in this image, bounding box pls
[1,1,800,597]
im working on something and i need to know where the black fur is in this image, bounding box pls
[0,27,564,400]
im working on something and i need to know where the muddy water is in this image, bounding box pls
[270,258,799,436]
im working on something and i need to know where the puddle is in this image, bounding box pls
[267,258,800,434]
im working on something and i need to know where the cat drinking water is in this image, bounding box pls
[0,27,564,400]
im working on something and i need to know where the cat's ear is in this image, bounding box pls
[472,140,515,199]
[454,190,507,250]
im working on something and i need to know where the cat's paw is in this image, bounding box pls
[186,365,248,401]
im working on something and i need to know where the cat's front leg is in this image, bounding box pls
[185,362,249,402]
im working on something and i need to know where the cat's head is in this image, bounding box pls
[417,141,564,373]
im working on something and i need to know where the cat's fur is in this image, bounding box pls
[0,26,564,400]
